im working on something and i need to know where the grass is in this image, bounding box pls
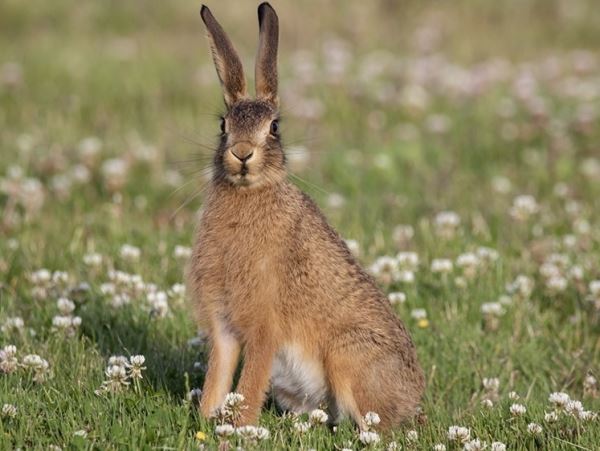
[1,0,600,449]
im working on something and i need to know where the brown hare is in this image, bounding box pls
[187,2,425,430]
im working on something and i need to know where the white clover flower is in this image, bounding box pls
[476,247,499,264]
[293,421,311,433]
[1,404,17,418]
[544,411,559,422]
[223,392,245,408]
[392,224,414,245]
[147,291,169,318]
[508,391,520,400]
[447,426,471,443]
[456,253,480,278]
[187,388,202,404]
[548,392,570,409]
[108,355,129,367]
[215,423,235,437]
[527,423,542,435]
[481,303,504,317]
[309,408,329,424]
[359,431,380,445]
[369,256,399,285]
[510,195,539,221]
[0,345,19,374]
[386,441,399,451]
[433,445,446,451]
[344,239,361,257]
[545,276,568,292]
[483,378,500,392]
[507,275,534,299]
[481,399,494,409]
[83,252,103,267]
[173,245,192,260]
[101,158,129,192]
[397,252,419,270]
[52,271,69,286]
[327,193,346,209]
[396,270,415,284]
[406,430,418,442]
[388,292,407,305]
[22,354,48,369]
[364,411,381,428]
[491,176,512,193]
[490,442,506,451]
[589,280,600,296]
[57,297,75,315]
[578,410,597,422]
[565,400,584,418]
[73,430,88,438]
[22,354,49,382]
[584,375,597,390]
[1,316,24,333]
[510,403,526,416]
[431,258,453,274]
[410,308,427,320]
[127,355,146,380]
[235,425,269,441]
[30,268,52,285]
[120,244,141,262]
[434,211,461,239]
[463,439,487,451]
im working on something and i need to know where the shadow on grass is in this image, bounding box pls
[79,300,206,399]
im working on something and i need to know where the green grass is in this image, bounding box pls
[1,0,600,449]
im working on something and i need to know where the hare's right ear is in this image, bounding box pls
[255,2,279,105]
[200,5,247,108]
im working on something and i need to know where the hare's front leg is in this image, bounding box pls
[234,329,277,426]
[200,320,241,418]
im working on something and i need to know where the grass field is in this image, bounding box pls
[1,0,600,449]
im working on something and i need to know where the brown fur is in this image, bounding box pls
[188,2,425,430]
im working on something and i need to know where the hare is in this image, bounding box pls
[187,2,425,430]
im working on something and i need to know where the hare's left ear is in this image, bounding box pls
[200,5,248,108]
[255,2,279,105]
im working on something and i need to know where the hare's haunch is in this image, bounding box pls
[187,2,425,429]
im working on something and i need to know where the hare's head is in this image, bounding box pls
[201,3,285,189]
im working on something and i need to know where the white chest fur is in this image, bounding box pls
[270,344,328,414]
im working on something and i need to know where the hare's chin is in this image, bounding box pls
[226,172,260,188]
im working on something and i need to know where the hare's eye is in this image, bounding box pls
[219,117,226,134]
[270,120,279,136]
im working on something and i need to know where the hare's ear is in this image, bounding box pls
[200,5,247,108]
[255,2,279,105]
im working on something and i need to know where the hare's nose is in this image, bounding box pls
[231,148,254,163]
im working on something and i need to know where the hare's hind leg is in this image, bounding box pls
[327,349,422,430]
[325,355,367,430]
[200,319,241,418]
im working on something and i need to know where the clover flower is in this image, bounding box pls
[359,431,380,445]
[215,423,235,437]
[126,355,146,380]
[0,345,19,374]
[22,354,50,382]
[1,404,17,419]
[527,423,542,435]
[434,211,461,239]
[447,426,471,443]
[293,421,311,433]
[388,292,406,305]
[463,439,487,451]
[431,258,453,274]
[309,408,328,425]
[510,403,526,416]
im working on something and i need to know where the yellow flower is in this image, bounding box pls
[195,431,207,441]
[417,318,430,329]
